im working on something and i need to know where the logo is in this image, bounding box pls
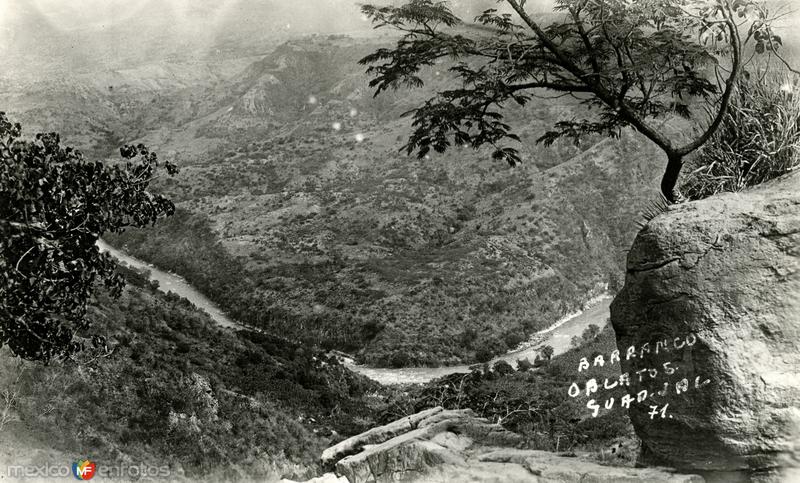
[72,460,96,480]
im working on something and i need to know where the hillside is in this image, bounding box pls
[0,269,639,482]
[5,31,667,366]
[112,33,668,367]
[0,265,385,481]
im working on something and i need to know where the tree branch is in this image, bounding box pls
[504,0,591,84]
[507,81,593,92]
[569,6,601,79]
[504,0,675,153]
[676,4,741,157]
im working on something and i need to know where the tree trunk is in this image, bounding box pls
[660,152,684,203]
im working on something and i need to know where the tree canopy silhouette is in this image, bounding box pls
[360,0,789,201]
[0,113,177,362]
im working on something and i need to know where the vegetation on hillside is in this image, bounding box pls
[0,265,385,481]
[108,203,624,367]
[101,34,671,366]
[6,29,672,367]
[0,266,640,480]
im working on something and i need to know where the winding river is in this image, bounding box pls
[98,240,612,385]
[349,298,612,385]
[97,240,241,330]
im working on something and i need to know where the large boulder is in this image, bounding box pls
[312,407,703,482]
[611,172,800,482]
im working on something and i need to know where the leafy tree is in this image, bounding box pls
[540,344,555,360]
[360,0,789,201]
[0,113,177,362]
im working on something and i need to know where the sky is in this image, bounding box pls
[1,0,798,73]
[0,0,369,40]
[0,0,551,38]
[0,0,372,73]
[2,0,795,34]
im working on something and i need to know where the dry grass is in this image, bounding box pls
[682,72,800,200]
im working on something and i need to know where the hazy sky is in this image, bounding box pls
[0,0,552,37]
[0,0,367,39]
[0,0,374,72]
[1,0,798,72]
[2,0,795,33]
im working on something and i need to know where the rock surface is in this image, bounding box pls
[316,407,703,482]
[611,172,800,481]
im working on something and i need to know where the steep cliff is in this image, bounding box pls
[611,172,800,482]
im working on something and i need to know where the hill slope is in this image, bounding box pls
[5,32,667,366]
[0,265,384,481]
[108,34,666,366]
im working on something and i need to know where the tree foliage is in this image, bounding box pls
[360,0,789,200]
[0,113,177,362]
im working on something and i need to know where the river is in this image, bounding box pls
[97,240,612,385]
[345,297,611,385]
[97,239,241,330]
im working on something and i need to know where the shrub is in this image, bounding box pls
[581,324,601,343]
[516,358,533,372]
[492,360,515,376]
[475,347,494,364]
[682,72,800,200]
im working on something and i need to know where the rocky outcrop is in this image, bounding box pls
[320,407,451,467]
[307,407,703,482]
[611,172,800,482]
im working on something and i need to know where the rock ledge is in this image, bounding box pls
[301,407,704,482]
